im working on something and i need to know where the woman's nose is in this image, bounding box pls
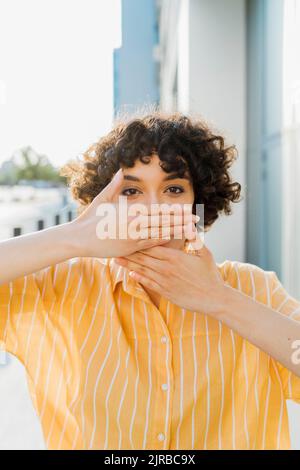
[145,193,161,207]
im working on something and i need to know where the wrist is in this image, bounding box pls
[203,283,237,319]
[54,219,84,259]
[213,283,245,320]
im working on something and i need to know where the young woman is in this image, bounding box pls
[0,112,300,450]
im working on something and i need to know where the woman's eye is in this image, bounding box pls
[121,188,141,196]
[165,186,184,194]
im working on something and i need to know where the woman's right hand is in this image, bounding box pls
[70,168,198,259]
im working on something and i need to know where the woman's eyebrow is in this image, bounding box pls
[123,173,190,182]
[123,175,141,182]
[163,173,191,182]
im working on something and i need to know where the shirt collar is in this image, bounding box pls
[109,256,128,292]
[108,256,151,301]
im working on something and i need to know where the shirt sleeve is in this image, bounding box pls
[269,271,300,403]
[0,258,85,366]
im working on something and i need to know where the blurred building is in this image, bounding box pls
[0,186,77,241]
[113,0,160,115]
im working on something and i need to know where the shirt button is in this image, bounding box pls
[157,432,165,441]
[161,383,168,391]
[160,336,167,344]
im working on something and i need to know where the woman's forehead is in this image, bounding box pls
[123,154,192,180]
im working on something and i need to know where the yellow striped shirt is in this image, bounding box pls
[0,251,300,450]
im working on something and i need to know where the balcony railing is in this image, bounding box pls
[0,185,77,240]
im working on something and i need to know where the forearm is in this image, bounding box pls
[0,221,77,285]
[216,284,300,377]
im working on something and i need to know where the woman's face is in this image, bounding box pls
[113,154,195,250]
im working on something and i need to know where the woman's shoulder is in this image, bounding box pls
[217,259,276,299]
[53,256,111,283]
[20,256,113,302]
[218,259,300,318]
[32,256,109,279]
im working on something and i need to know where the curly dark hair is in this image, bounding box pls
[60,110,242,230]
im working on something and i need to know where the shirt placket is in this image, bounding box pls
[124,275,174,449]
[151,295,174,450]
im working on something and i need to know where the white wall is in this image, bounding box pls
[182,0,246,264]
[0,354,45,450]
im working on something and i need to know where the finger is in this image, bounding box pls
[137,245,177,260]
[116,251,166,274]
[115,257,163,278]
[128,269,164,294]
[183,222,198,240]
[189,230,205,251]
[128,203,188,217]
[97,168,124,202]
[137,223,196,240]
[146,203,187,216]
[136,237,172,250]
[115,257,166,285]
[128,207,197,227]
[138,213,200,228]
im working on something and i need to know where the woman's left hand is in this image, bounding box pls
[114,243,227,316]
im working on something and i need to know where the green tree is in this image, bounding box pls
[0,146,66,185]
